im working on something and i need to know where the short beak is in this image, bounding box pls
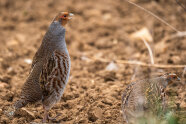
[177,77,181,81]
[68,13,74,19]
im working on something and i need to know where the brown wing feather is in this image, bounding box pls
[39,53,56,97]
[39,50,70,101]
[122,82,135,112]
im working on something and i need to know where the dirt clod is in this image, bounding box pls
[0,0,185,123]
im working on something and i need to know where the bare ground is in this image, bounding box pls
[0,0,186,123]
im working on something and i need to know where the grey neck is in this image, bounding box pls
[43,21,68,50]
[38,21,68,59]
[158,76,169,88]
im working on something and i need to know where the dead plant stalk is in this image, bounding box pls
[140,37,154,64]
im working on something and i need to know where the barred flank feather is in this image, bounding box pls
[122,73,180,123]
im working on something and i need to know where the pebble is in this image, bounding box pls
[24,59,32,64]
[105,61,118,71]
[16,108,35,120]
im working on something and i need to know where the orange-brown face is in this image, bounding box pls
[165,73,181,83]
[54,12,74,26]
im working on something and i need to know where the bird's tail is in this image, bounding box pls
[14,99,29,109]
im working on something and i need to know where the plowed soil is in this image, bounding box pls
[0,0,186,123]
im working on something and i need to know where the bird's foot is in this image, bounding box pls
[48,113,61,120]
[42,113,61,123]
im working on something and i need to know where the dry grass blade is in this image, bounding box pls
[160,31,186,43]
[140,37,154,64]
[125,0,180,33]
[176,0,186,12]
[89,57,186,68]
[181,66,186,84]
[131,67,139,81]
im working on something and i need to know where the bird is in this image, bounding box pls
[6,12,74,122]
[121,73,180,124]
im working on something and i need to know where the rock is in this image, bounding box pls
[130,27,153,42]
[88,111,98,122]
[104,72,117,82]
[16,108,35,120]
[103,13,111,20]
[0,75,12,83]
[2,91,14,101]
[105,61,118,71]
[24,59,32,64]
[7,39,19,46]
[7,67,17,76]
[81,55,91,62]
[88,107,103,122]
[104,110,112,118]
[15,33,26,43]
[94,107,103,118]
[101,98,113,106]
[0,83,9,89]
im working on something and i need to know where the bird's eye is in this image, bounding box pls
[63,15,67,17]
[171,76,176,79]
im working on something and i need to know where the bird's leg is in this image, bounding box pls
[43,107,61,122]
[43,109,49,123]
[47,113,61,120]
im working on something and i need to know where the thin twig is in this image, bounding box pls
[125,0,180,33]
[140,37,154,64]
[176,0,186,12]
[181,66,186,84]
[172,31,186,38]
[90,57,186,68]
[160,31,186,43]
[131,66,139,81]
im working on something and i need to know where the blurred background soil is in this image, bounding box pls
[0,0,185,123]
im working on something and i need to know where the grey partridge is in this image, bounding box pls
[7,12,73,122]
[121,73,180,124]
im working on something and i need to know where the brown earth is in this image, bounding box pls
[0,0,186,123]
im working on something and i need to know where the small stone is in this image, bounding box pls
[94,107,103,118]
[24,59,32,64]
[16,108,35,120]
[0,83,9,89]
[2,91,14,101]
[104,110,112,118]
[15,34,26,43]
[7,67,17,76]
[0,75,12,83]
[101,98,113,106]
[81,56,91,62]
[88,111,98,122]
[105,61,118,71]
[7,39,19,46]
[103,13,111,20]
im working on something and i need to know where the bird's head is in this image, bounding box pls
[163,73,181,84]
[53,12,74,26]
